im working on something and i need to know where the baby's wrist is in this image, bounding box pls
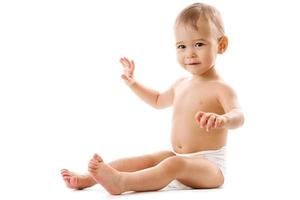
[127,79,136,87]
[222,115,230,127]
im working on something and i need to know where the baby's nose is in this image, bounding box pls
[185,47,197,58]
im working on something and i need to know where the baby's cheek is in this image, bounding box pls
[176,55,181,64]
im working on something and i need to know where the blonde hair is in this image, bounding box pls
[175,3,225,38]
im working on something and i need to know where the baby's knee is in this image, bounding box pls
[159,150,176,158]
[162,156,186,172]
[151,150,175,164]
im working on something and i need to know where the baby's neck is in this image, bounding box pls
[192,67,220,81]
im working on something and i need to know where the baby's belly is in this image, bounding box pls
[171,117,227,154]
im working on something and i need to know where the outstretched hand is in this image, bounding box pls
[194,111,228,132]
[120,57,135,86]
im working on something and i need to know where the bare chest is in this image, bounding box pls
[173,81,224,115]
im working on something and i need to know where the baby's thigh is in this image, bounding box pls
[178,157,224,188]
[149,150,176,165]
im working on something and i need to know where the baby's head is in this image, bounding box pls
[175,3,225,40]
[174,3,228,76]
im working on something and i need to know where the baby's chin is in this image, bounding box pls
[185,67,203,75]
[186,64,216,75]
[179,64,207,76]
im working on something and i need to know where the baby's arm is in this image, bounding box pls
[120,57,174,109]
[216,84,244,129]
[195,84,244,131]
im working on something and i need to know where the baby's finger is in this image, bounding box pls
[200,113,210,128]
[130,60,135,70]
[124,57,131,66]
[128,60,135,76]
[120,58,128,68]
[206,115,216,132]
[215,117,224,128]
[194,111,204,123]
[120,57,127,63]
[121,57,129,62]
[214,117,220,128]
[120,57,130,66]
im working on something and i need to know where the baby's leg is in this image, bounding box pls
[61,150,174,190]
[109,151,175,172]
[88,154,181,194]
[88,154,224,194]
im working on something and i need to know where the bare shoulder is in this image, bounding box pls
[172,77,188,88]
[213,80,237,96]
[213,80,241,111]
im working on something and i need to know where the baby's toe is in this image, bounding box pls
[70,176,78,186]
[93,154,103,162]
[63,176,71,185]
[88,162,97,172]
[61,169,69,175]
[62,173,70,179]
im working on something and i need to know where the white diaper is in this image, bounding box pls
[166,146,226,190]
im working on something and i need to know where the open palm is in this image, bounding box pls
[120,57,135,85]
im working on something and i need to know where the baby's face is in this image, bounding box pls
[175,20,220,76]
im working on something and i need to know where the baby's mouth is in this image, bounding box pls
[186,62,201,66]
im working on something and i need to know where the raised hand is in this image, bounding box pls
[194,111,228,132]
[120,57,135,86]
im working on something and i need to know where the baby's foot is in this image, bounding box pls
[60,169,96,190]
[88,154,124,195]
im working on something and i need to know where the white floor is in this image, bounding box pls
[3,166,296,200]
[58,186,226,200]
[38,179,298,200]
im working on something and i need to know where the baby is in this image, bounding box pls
[61,3,244,195]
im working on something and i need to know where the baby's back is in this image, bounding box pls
[171,78,227,154]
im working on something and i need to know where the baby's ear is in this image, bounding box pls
[218,36,228,54]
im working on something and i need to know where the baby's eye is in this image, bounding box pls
[195,42,204,47]
[177,44,186,49]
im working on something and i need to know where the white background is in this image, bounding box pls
[1,0,300,199]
